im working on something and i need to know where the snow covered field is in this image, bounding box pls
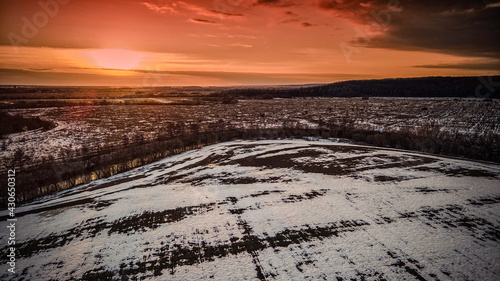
[1,140,499,280]
[2,98,499,169]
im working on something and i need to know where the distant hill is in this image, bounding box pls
[216,76,500,99]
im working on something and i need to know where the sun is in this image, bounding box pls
[87,48,144,70]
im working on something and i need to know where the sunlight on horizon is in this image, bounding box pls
[87,49,144,71]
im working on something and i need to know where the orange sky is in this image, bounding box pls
[1,0,499,86]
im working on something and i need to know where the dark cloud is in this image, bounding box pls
[415,61,500,71]
[280,6,316,27]
[318,0,500,60]
[0,68,112,86]
[253,0,296,7]
[301,22,316,27]
[208,10,244,17]
[281,18,317,27]
[189,18,219,25]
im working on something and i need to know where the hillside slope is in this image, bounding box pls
[1,140,499,280]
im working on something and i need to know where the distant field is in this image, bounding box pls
[0,86,217,100]
[1,97,499,169]
[1,140,498,280]
[0,97,213,109]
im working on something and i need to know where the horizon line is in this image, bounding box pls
[1,75,498,88]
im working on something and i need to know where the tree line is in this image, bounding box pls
[0,118,498,207]
[213,76,500,99]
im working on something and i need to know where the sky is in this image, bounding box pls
[0,0,499,86]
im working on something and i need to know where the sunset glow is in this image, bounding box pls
[0,0,499,86]
[87,49,144,70]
